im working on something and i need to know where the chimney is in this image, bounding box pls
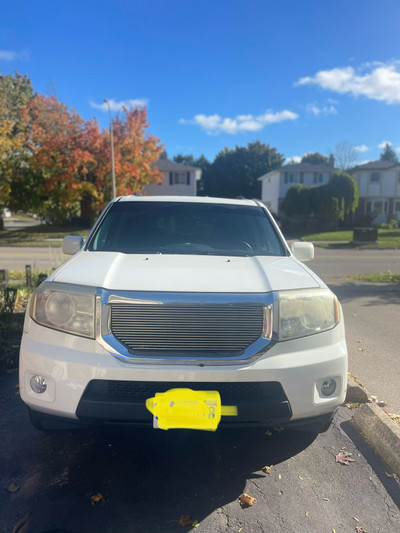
[329,154,335,168]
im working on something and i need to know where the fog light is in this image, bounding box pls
[30,375,47,394]
[321,379,336,397]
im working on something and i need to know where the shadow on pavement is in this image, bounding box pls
[1,372,317,533]
[330,282,400,306]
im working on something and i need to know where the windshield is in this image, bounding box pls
[88,201,287,257]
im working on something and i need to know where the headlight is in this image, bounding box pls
[277,288,340,341]
[30,282,96,338]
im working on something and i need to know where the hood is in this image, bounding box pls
[51,252,322,293]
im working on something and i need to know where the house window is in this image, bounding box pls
[370,172,380,183]
[289,173,294,183]
[318,173,323,183]
[313,172,318,184]
[365,199,388,216]
[284,172,288,184]
[398,172,400,182]
[300,172,304,184]
[173,172,187,184]
[394,200,400,212]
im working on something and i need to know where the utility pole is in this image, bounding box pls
[104,99,116,198]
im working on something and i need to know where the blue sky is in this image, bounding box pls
[1,0,400,164]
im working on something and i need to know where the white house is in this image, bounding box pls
[350,161,400,224]
[144,156,202,196]
[258,158,336,214]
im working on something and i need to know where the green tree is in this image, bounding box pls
[173,154,195,166]
[301,152,329,165]
[379,143,398,164]
[281,185,311,216]
[282,171,358,225]
[203,141,284,198]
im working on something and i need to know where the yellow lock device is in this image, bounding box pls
[145,388,238,431]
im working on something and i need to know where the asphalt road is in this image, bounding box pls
[1,372,400,533]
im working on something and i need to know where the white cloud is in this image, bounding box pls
[285,155,302,164]
[354,144,369,153]
[179,109,298,135]
[296,61,400,105]
[0,49,28,61]
[90,98,149,111]
[305,103,337,116]
[378,140,392,149]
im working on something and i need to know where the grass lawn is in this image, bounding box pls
[301,228,400,249]
[349,273,400,283]
[0,224,90,246]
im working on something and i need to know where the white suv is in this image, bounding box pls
[20,196,347,432]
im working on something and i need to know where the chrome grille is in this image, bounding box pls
[110,303,263,353]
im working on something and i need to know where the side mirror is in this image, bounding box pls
[62,235,84,255]
[291,242,314,262]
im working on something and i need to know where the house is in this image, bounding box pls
[258,157,336,214]
[143,156,202,196]
[349,161,400,224]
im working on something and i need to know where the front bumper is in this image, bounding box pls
[20,317,347,428]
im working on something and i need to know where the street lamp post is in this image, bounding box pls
[104,99,116,199]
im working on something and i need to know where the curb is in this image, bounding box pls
[346,376,400,477]
[353,403,400,478]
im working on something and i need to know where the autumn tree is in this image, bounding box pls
[0,73,34,207]
[301,152,329,165]
[202,141,284,198]
[107,107,163,200]
[380,142,398,164]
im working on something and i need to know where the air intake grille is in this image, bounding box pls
[110,303,263,354]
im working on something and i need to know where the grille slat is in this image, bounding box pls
[110,302,263,354]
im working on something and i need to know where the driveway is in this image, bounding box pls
[1,372,400,533]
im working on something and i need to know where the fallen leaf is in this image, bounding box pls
[356,527,366,532]
[278,474,282,480]
[353,516,360,522]
[357,347,367,352]
[7,482,20,493]
[376,400,387,407]
[191,520,199,528]
[346,402,360,409]
[238,529,243,533]
[385,472,395,478]
[239,493,257,506]
[178,515,193,527]
[265,430,272,436]
[321,497,329,501]
[336,454,355,465]
[274,427,284,433]
[262,465,271,474]
[298,475,303,480]
[90,493,104,506]
[305,511,309,517]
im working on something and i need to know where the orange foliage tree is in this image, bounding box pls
[3,85,163,223]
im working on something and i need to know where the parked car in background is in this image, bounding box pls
[20,196,347,433]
